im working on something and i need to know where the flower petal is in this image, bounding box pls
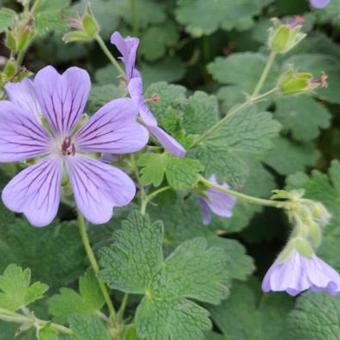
[75,98,148,154]
[34,66,91,135]
[5,78,42,120]
[197,197,212,225]
[128,73,157,127]
[66,156,136,224]
[310,0,330,8]
[0,101,51,162]
[110,31,139,80]
[205,187,236,218]
[2,156,62,227]
[148,125,186,157]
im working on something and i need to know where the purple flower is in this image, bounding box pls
[197,175,236,225]
[310,0,330,8]
[0,66,148,227]
[110,31,186,157]
[262,250,340,296]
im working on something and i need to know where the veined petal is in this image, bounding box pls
[128,75,158,127]
[148,125,186,157]
[75,98,148,154]
[66,156,136,224]
[0,101,51,162]
[2,156,62,227]
[5,78,42,120]
[34,66,91,135]
[197,197,212,225]
[110,31,139,80]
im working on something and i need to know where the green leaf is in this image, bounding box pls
[69,315,109,340]
[0,217,84,290]
[274,96,331,142]
[182,91,219,135]
[191,107,281,186]
[210,282,294,340]
[0,264,48,311]
[86,84,126,113]
[286,160,340,271]
[288,292,340,340]
[136,298,211,340]
[138,153,203,190]
[48,270,105,323]
[140,21,179,61]
[38,325,59,340]
[264,137,320,175]
[100,212,230,339]
[208,53,279,92]
[144,82,187,121]
[141,57,186,87]
[175,0,273,37]
[0,8,16,33]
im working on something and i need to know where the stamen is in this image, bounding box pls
[61,136,76,156]
[144,93,160,103]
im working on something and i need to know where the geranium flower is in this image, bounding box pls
[110,31,186,157]
[262,250,340,296]
[197,175,236,225]
[0,66,148,226]
[310,0,330,8]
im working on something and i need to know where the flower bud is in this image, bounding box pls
[268,17,306,54]
[278,67,328,95]
[63,5,99,43]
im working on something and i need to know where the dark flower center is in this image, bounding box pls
[61,137,76,156]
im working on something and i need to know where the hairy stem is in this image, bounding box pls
[252,51,277,97]
[190,88,277,148]
[130,0,138,36]
[118,293,129,318]
[77,211,116,317]
[140,186,171,215]
[198,176,291,209]
[0,307,72,335]
[95,34,125,77]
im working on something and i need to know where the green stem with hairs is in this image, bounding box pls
[140,186,171,215]
[0,307,72,335]
[190,88,277,148]
[252,51,277,97]
[95,34,125,77]
[198,176,291,209]
[77,211,116,317]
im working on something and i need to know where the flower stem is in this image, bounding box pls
[0,307,72,335]
[130,0,138,36]
[252,51,277,97]
[198,176,291,209]
[140,186,171,215]
[118,293,129,318]
[77,211,116,317]
[95,34,125,77]
[190,88,277,148]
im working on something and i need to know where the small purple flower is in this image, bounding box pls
[0,66,148,227]
[262,250,340,296]
[310,0,330,9]
[110,31,186,157]
[197,175,236,225]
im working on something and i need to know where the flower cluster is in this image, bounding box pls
[262,190,340,296]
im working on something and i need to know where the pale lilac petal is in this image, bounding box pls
[0,101,51,162]
[75,98,148,154]
[310,0,330,8]
[262,251,340,296]
[66,156,136,224]
[5,78,41,120]
[197,197,212,225]
[1,157,62,227]
[205,187,237,218]
[34,66,91,135]
[148,126,186,157]
[110,31,139,80]
[128,75,157,127]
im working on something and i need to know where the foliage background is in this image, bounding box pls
[1,0,340,339]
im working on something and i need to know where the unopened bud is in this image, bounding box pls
[268,17,306,54]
